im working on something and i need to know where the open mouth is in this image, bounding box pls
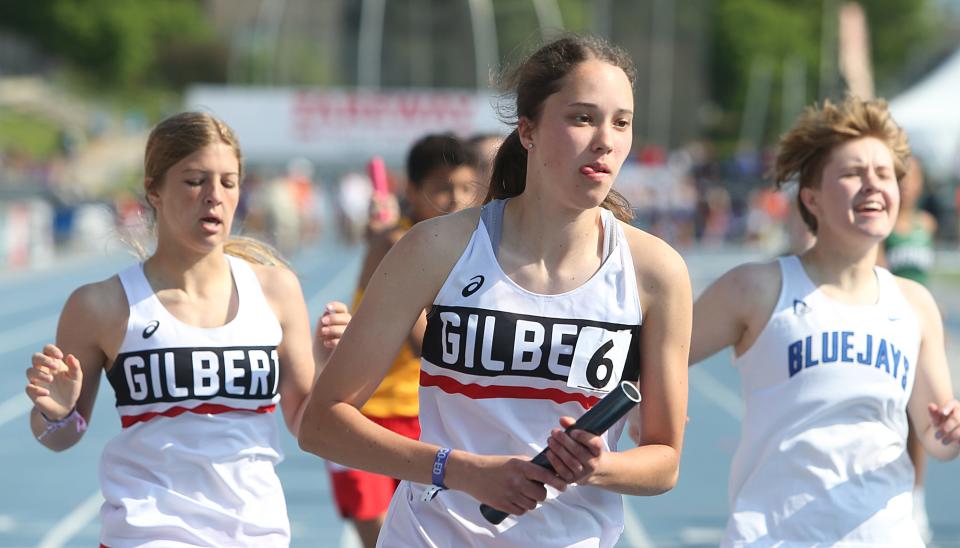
[200,215,223,229]
[853,200,885,213]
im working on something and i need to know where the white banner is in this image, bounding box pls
[185,86,509,164]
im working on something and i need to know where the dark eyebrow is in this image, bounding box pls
[182,167,240,177]
[566,102,633,116]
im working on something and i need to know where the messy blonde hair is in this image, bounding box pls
[773,96,910,233]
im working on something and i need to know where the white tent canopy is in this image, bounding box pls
[889,48,960,180]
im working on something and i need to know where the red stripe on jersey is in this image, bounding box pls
[420,371,600,409]
[120,403,276,428]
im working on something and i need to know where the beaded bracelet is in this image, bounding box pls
[37,407,87,440]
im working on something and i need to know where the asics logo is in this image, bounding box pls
[142,320,160,339]
[461,275,485,297]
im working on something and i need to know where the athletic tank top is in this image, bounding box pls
[99,255,289,547]
[885,215,934,285]
[380,200,642,547]
[725,255,922,546]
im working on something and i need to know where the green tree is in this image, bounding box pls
[710,1,818,124]
[710,0,943,143]
[860,0,942,94]
[0,0,218,87]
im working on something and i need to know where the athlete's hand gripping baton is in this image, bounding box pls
[479,381,642,524]
[367,156,390,223]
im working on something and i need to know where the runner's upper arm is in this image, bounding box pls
[900,279,954,438]
[255,264,315,433]
[629,231,691,451]
[310,211,477,410]
[56,278,127,422]
[357,228,427,355]
[690,262,778,365]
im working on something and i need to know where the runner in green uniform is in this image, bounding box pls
[881,157,937,542]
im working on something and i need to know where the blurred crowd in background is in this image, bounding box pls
[4,126,957,273]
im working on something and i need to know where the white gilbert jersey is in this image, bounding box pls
[100,255,289,547]
[725,256,922,547]
[381,202,643,548]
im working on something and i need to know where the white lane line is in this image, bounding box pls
[0,292,65,322]
[0,393,32,429]
[622,500,655,548]
[680,525,726,545]
[338,525,362,548]
[37,491,103,548]
[0,313,58,355]
[0,514,14,533]
[690,367,743,420]
[0,314,63,430]
[305,253,363,316]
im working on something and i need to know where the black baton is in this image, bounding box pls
[479,381,642,524]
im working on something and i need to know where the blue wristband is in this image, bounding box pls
[431,447,452,489]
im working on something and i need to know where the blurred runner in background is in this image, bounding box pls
[322,133,478,548]
[880,156,938,543]
[467,132,505,191]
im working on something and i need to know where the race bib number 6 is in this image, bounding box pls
[567,327,633,393]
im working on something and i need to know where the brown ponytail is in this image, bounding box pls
[486,129,528,201]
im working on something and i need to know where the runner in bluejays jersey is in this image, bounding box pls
[725,256,922,545]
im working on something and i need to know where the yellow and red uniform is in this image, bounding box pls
[357,286,420,420]
[328,227,422,519]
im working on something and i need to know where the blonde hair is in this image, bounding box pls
[773,96,910,233]
[223,236,290,268]
[135,112,287,267]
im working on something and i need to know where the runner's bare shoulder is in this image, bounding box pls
[397,207,481,264]
[621,222,689,291]
[712,260,782,318]
[59,275,129,351]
